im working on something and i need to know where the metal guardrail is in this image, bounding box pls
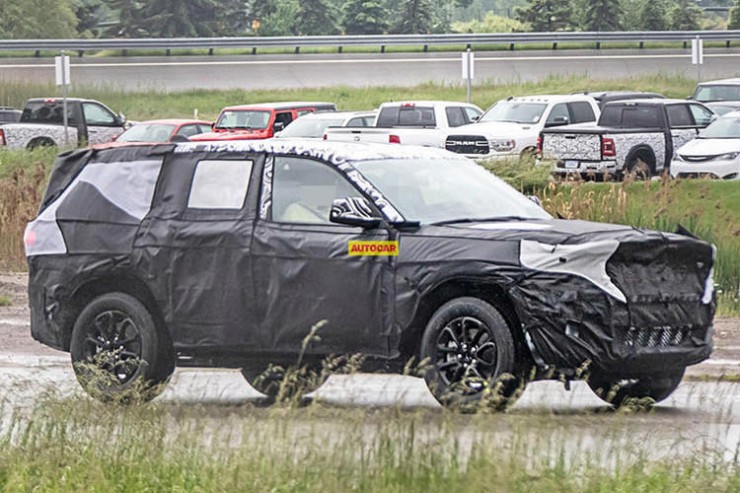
[1,31,740,55]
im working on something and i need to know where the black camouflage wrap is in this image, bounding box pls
[26,141,715,377]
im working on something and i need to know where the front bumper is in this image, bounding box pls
[670,159,740,180]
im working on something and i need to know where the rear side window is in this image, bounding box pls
[600,105,661,128]
[666,104,693,127]
[569,102,596,123]
[188,160,253,209]
[377,106,436,127]
[21,101,77,125]
[445,107,467,127]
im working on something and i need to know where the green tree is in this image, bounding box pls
[343,0,388,34]
[516,0,573,31]
[391,0,435,34]
[582,0,622,31]
[257,0,299,35]
[669,0,703,30]
[296,0,340,35]
[728,0,740,29]
[637,0,668,30]
[0,0,79,38]
[105,0,147,37]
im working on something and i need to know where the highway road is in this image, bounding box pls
[1,48,740,91]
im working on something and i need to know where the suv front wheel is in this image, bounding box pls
[420,297,525,411]
[70,292,173,403]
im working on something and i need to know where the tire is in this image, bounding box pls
[420,297,524,411]
[70,292,173,403]
[26,138,56,150]
[587,369,685,408]
[240,363,327,402]
[625,154,652,180]
[519,147,537,164]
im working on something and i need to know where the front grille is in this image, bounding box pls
[445,135,490,155]
[679,154,716,162]
[626,326,691,348]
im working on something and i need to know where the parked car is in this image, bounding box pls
[541,99,716,179]
[190,102,336,142]
[690,78,740,103]
[671,110,740,180]
[275,111,377,139]
[574,91,665,109]
[0,98,126,149]
[0,106,22,123]
[104,119,212,144]
[323,101,482,147]
[445,95,600,160]
[705,101,740,116]
[25,140,714,409]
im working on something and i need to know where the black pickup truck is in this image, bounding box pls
[0,98,126,149]
[540,99,716,178]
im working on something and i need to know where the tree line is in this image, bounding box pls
[0,0,738,39]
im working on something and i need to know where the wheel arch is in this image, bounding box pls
[398,277,532,369]
[64,274,169,352]
[625,145,656,172]
[26,136,57,150]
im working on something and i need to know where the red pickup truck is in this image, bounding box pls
[190,101,336,142]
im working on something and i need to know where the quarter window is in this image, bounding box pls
[445,107,468,127]
[568,102,596,124]
[689,104,715,127]
[188,160,253,209]
[666,104,694,127]
[546,103,570,126]
[270,157,360,224]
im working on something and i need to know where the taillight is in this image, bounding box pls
[601,137,616,157]
[322,133,327,140]
[389,135,401,144]
[0,129,5,146]
[536,135,542,155]
[24,228,36,248]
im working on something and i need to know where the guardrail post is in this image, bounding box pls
[727,40,731,48]
[552,42,557,50]
[166,49,171,56]
[123,49,128,56]
[78,50,84,57]
[683,41,687,49]
[381,45,385,53]
[423,45,428,52]
[338,46,342,53]
[295,46,300,54]
[466,44,471,50]
[595,41,600,49]
[208,48,213,55]
[639,41,644,49]
[34,50,40,57]
[252,47,257,55]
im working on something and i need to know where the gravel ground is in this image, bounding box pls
[1,272,739,377]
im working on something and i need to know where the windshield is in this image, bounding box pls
[216,110,270,130]
[699,116,740,138]
[694,85,740,103]
[278,116,345,138]
[479,102,547,124]
[118,123,175,142]
[352,158,551,224]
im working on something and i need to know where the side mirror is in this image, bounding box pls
[330,197,382,229]
[115,112,127,127]
[528,195,542,207]
[470,115,480,122]
[273,121,286,132]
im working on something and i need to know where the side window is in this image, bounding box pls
[362,116,375,126]
[82,103,116,126]
[445,107,467,127]
[177,125,203,138]
[464,106,482,122]
[188,160,253,209]
[347,117,366,127]
[545,103,570,126]
[270,157,360,225]
[689,104,715,127]
[198,124,212,133]
[666,104,694,127]
[296,109,314,117]
[568,102,596,124]
[273,112,293,130]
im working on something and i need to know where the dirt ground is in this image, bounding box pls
[1,272,738,377]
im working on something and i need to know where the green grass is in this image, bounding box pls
[0,396,737,492]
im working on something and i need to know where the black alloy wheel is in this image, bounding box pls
[421,297,523,411]
[70,292,172,403]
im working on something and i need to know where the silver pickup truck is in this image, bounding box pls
[0,98,126,149]
[540,99,716,178]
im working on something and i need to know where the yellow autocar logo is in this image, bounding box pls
[348,240,399,256]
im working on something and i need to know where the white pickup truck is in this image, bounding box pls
[444,95,601,160]
[322,101,482,147]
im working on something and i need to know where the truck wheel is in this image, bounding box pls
[420,297,524,411]
[587,369,685,407]
[240,364,326,402]
[26,137,56,150]
[70,292,173,403]
[626,155,652,180]
[519,147,537,164]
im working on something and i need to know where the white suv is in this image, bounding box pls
[445,95,600,160]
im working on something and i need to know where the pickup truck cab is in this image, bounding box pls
[323,101,482,147]
[541,99,716,179]
[0,98,126,149]
[691,78,740,103]
[445,95,600,160]
[190,102,336,142]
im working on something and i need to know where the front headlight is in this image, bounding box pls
[715,152,740,161]
[489,139,516,152]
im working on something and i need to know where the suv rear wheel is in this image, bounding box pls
[420,297,524,411]
[70,292,173,403]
